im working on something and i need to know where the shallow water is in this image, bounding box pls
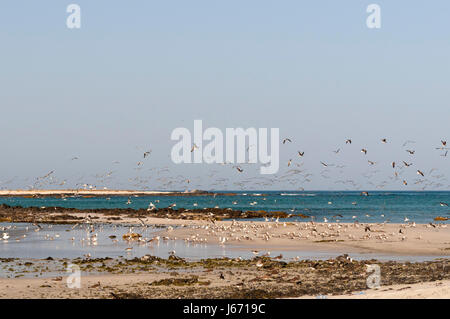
[0,223,446,263]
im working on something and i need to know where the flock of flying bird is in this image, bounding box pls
[0,138,448,192]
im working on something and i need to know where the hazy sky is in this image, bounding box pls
[0,1,449,190]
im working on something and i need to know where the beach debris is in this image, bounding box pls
[122,232,142,241]
[89,281,101,288]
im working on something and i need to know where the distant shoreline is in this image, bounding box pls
[0,189,239,197]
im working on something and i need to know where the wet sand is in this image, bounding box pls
[157,219,450,256]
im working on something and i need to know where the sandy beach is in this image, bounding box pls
[0,255,448,299]
[155,219,450,256]
[313,280,450,299]
[42,212,450,256]
[2,276,449,299]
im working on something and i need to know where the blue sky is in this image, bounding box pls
[0,1,449,190]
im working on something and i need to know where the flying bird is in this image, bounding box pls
[345,139,352,144]
[361,149,367,155]
[282,138,292,144]
[191,144,199,152]
[297,151,305,157]
[403,161,412,167]
[143,150,152,158]
[381,138,387,143]
[417,170,424,177]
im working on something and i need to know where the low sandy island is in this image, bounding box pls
[0,189,221,197]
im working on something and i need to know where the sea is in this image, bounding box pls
[1,191,449,224]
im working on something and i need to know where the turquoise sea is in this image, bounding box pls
[1,191,449,224]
